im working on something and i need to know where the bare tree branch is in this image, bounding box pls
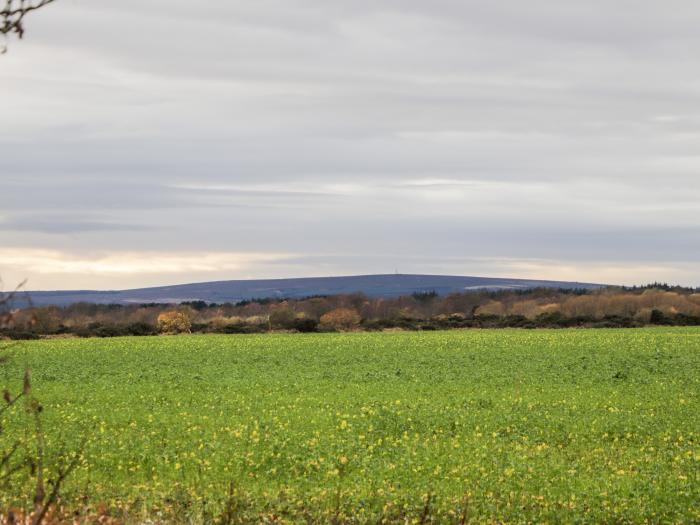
[1,0,56,52]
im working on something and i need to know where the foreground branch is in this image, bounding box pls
[1,0,56,52]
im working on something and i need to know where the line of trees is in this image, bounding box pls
[2,285,700,339]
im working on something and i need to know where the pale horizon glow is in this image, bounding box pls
[0,248,696,291]
[2,1,700,290]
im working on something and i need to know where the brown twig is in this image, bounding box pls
[31,399,46,521]
[418,493,433,525]
[459,493,470,525]
[219,481,239,525]
[31,450,81,525]
[0,391,26,417]
[1,0,56,51]
[1,0,54,17]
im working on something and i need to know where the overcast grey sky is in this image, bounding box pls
[2,0,700,290]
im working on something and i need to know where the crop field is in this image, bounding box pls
[1,329,699,523]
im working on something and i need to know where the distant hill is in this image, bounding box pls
[21,274,603,307]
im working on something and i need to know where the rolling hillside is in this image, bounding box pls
[21,274,603,307]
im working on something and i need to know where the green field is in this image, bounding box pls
[2,329,699,523]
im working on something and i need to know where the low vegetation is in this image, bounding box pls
[0,329,698,523]
[3,285,700,339]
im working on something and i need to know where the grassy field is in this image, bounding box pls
[2,329,699,523]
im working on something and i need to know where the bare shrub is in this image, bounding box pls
[210,316,244,331]
[475,301,505,317]
[561,295,600,318]
[509,299,560,319]
[268,305,296,330]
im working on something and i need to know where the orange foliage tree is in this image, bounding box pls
[319,307,361,331]
[157,310,192,334]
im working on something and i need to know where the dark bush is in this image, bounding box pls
[534,312,568,328]
[500,315,530,328]
[269,307,297,329]
[412,291,438,302]
[74,322,104,337]
[649,309,666,325]
[0,329,40,340]
[570,315,597,326]
[125,322,157,336]
[593,315,638,328]
[292,317,318,333]
[181,300,209,311]
[190,323,209,333]
[75,322,158,338]
[218,323,265,334]
[361,318,419,331]
[97,325,130,337]
[473,314,501,328]
[395,318,422,329]
[671,314,700,326]
[360,319,393,331]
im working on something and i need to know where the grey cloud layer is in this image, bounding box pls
[1,1,699,287]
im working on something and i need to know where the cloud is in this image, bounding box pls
[0,249,291,274]
[0,216,154,234]
[1,1,699,288]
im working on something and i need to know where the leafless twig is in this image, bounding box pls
[1,0,56,52]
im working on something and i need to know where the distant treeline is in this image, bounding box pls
[2,284,700,339]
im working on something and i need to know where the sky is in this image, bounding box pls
[2,0,700,290]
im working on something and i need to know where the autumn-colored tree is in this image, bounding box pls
[319,307,361,331]
[157,310,192,334]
